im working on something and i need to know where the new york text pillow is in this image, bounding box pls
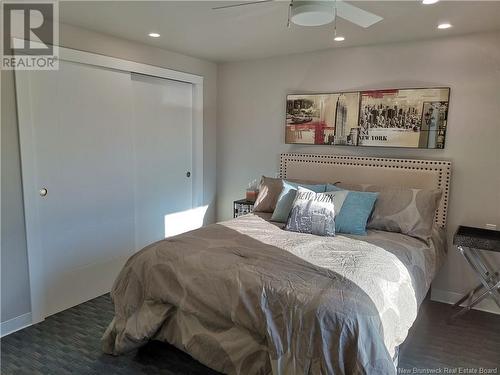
[285,187,342,237]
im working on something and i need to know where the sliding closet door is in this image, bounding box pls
[16,52,193,322]
[17,60,136,317]
[17,58,196,319]
[131,74,193,249]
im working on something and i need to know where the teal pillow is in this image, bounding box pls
[336,191,378,235]
[326,185,378,235]
[271,181,326,222]
[326,184,341,192]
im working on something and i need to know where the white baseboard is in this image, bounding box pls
[1,313,32,337]
[431,288,500,315]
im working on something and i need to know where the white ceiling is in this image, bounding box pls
[60,1,500,62]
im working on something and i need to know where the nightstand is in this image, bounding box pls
[451,225,500,319]
[233,199,255,218]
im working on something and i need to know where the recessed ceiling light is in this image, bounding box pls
[148,32,160,38]
[334,36,345,42]
[422,0,439,5]
[437,23,452,29]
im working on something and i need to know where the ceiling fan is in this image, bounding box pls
[212,0,383,29]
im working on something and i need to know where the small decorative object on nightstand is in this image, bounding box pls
[233,199,255,218]
[245,178,259,202]
[451,225,500,320]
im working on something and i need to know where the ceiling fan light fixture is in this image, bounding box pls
[422,0,439,4]
[334,36,345,42]
[291,2,334,27]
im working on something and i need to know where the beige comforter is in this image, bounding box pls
[102,213,445,375]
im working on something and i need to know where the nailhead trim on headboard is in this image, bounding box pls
[279,153,452,228]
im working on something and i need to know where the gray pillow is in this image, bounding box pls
[337,183,442,242]
[253,176,283,213]
[285,187,337,236]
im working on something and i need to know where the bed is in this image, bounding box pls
[102,154,452,375]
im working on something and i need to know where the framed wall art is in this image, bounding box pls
[285,87,450,149]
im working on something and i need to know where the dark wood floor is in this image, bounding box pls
[399,298,500,370]
[2,294,499,374]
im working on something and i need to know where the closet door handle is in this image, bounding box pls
[186,171,191,178]
[39,188,48,197]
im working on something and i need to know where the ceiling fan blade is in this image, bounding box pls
[212,0,274,10]
[336,0,383,28]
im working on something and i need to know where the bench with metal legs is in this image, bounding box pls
[450,226,500,320]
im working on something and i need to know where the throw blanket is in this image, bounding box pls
[103,214,444,375]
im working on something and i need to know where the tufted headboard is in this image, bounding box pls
[279,153,452,228]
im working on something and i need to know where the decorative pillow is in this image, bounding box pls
[337,183,442,242]
[271,180,327,222]
[285,188,336,236]
[368,187,442,242]
[253,176,283,213]
[326,183,341,191]
[326,185,378,235]
[337,191,379,235]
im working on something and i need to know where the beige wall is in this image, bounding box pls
[217,31,500,309]
[1,23,217,323]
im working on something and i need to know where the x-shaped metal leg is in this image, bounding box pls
[450,246,500,320]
